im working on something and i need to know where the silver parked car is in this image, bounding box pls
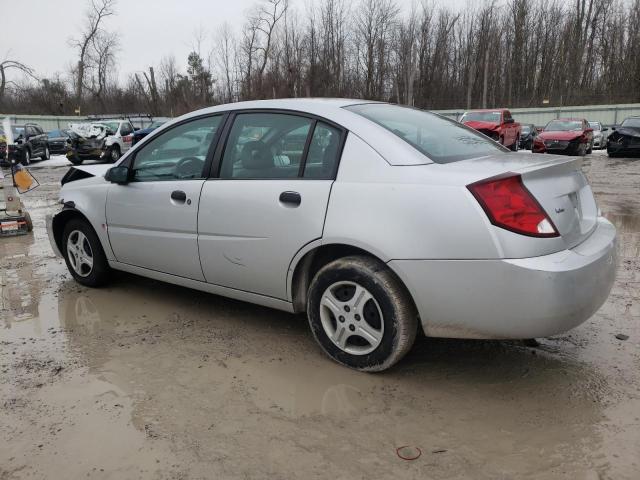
[47,99,617,371]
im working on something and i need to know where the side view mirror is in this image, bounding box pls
[602,127,609,132]
[505,118,514,124]
[105,165,130,184]
[611,126,617,131]
[15,138,24,145]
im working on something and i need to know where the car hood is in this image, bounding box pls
[538,131,583,141]
[74,164,112,177]
[616,127,640,138]
[463,120,499,131]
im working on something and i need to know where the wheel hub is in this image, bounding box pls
[66,230,94,278]
[319,281,384,355]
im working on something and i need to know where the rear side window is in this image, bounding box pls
[220,113,313,179]
[346,104,505,163]
[304,123,341,179]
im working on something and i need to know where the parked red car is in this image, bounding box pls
[533,118,594,156]
[460,109,521,151]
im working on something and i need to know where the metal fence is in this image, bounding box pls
[433,103,640,127]
[0,114,168,131]
[2,103,640,131]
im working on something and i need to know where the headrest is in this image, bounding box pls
[240,141,272,170]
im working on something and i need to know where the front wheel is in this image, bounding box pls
[108,145,121,162]
[306,255,418,372]
[41,146,50,160]
[62,218,111,287]
[22,149,31,165]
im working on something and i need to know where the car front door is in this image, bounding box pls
[26,126,42,156]
[105,115,224,280]
[198,112,344,299]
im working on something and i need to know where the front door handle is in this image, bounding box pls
[171,190,187,203]
[279,191,301,207]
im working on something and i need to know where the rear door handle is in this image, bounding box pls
[279,191,301,207]
[171,190,187,203]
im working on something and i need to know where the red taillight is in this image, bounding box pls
[467,173,559,237]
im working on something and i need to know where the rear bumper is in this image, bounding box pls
[390,217,617,339]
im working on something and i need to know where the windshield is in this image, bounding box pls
[102,121,120,132]
[545,120,583,132]
[589,122,602,130]
[346,104,506,163]
[460,111,502,123]
[621,118,640,129]
[521,125,531,134]
[149,121,165,128]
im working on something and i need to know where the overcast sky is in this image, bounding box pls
[2,0,466,82]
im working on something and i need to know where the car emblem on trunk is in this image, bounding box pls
[555,207,565,213]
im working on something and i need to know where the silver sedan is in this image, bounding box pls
[47,99,617,371]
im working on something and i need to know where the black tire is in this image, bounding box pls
[24,211,33,232]
[607,149,620,158]
[22,148,31,165]
[306,255,418,372]
[69,156,84,165]
[108,145,121,162]
[62,218,111,287]
[40,145,50,160]
[586,143,593,155]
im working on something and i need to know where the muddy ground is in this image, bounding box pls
[1,153,639,479]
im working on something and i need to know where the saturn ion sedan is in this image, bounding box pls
[47,99,617,371]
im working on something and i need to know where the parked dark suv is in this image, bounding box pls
[1,123,50,165]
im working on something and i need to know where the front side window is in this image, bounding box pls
[220,113,312,179]
[347,104,505,164]
[132,115,222,182]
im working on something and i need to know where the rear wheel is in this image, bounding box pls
[62,218,111,287]
[22,149,31,165]
[509,136,520,151]
[40,145,50,160]
[306,255,418,372]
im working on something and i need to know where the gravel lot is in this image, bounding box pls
[1,152,638,479]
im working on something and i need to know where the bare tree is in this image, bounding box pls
[70,0,116,108]
[0,59,36,106]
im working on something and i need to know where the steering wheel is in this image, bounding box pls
[174,156,205,179]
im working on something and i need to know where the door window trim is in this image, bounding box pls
[206,108,348,181]
[121,112,229,180]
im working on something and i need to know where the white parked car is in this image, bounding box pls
[47,99,617,371]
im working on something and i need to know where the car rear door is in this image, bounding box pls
[105,115,225,280]
[198,111,344,299]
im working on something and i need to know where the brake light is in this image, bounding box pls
[467,173,559,237]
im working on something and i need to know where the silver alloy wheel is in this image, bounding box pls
[45,146,50,159]
[319,281,384,355]
[24,149,30,164]
[111,148,120,161]
[66,230,94,278]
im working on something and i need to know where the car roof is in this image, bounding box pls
[147,98,432,166]
[463,108,508,112]
[554,118,585,121]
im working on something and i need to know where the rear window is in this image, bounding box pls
[346,104,505,163]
